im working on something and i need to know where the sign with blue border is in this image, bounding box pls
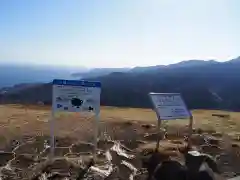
[53,79,101,87]
[52,79,101,113]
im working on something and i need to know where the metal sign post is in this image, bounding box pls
[50,110,55,158]
[149,93,192,150]
[155,115,162,151]
[93,112,100,161]
[51,79,101,161]
[188,115,194,148]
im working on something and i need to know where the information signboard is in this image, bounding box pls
[149,92,193,150]
[50,79,101,160]
[52,79,101,113]
[149,93,191,120]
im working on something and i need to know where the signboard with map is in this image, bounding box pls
[50,79,101,159]
[52,79,101,114]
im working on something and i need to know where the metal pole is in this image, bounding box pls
[93,112,100,162]
[222,116,231,153]
[156,116,162,151]
[188,115,193,148]
[148,93,162,151]
[50,110,55,158]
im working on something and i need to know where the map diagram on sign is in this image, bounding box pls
[71,98,83,108]
[52,79,101,113]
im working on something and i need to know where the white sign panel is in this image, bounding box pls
[149,93,191,120]
[52,79,101,114]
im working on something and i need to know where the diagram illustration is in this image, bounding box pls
[71,97,84,108]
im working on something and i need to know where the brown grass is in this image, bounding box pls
[0,104,240,148]
[1,105,240,135]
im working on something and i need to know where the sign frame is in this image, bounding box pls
[51,79,101,161]
[148,92,193,150]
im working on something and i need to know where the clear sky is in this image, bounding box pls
[0,0,239,68]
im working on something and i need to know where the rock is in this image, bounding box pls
[55,136,76,147]
[165,133,182,140]
[144,132,165,141]
[192,128,197,133]
[196,128,204,134]
[71,142,94,153]
[228,175,240,180]
[41,147,70,157]
[233,136,240,142]
[11,154,36,169]
[232,143,240,148]
[141,124,155,129]
[171,140,184,145]
[118,140,139,149]
[124,121,133,126]
[204,129,216,134]
[205,135,221,146]
[209,138,220,146]
[13,141,45,154]
[190,134,205,146]
[200,145,223,156]
[1,166,17,180]
[97,140,114,151]
[0,151,15,166]
[212,132,223,138]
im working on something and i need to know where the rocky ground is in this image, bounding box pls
[0,105,240,179]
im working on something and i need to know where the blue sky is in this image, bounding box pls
[0,0,239,68]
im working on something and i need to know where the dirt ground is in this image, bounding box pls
[0,104,240,179]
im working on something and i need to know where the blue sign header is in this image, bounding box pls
[53,79,101,88]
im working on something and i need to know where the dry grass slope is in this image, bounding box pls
[0,104,240,179]
[1,104,240,144]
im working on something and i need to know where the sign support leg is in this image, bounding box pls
[222,116,231,153]
[155,117,162,151]
[50,110,55,159]
[188,115,193,148]
[93,113,99,162]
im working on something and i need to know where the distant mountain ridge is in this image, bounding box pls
[0,58,233,87]
[71,67,131,78]
[1,57,240,111]
[166,59,219,68]
[130,59,219,73]
[70,59,221,78]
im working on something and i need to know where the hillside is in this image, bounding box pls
[1,57,240,110]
